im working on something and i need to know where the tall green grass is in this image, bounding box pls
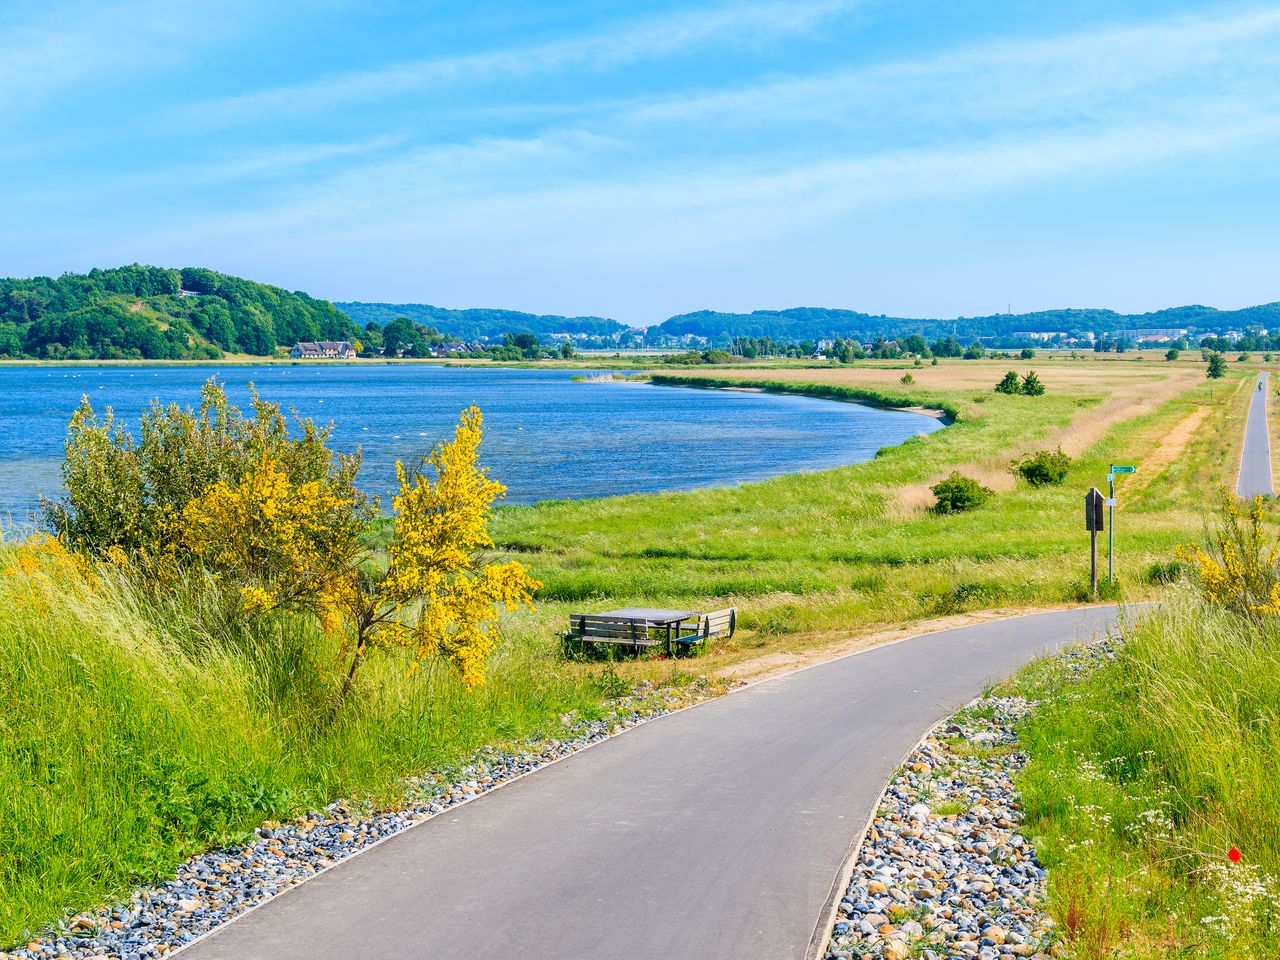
[1013,588,1280,957]
[0,559,604,944]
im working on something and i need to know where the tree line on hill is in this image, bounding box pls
[5,265,1279,361]
[651,303,1280,345]
[335,301,625,342]
[0,265,358,360]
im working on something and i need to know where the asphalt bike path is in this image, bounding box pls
[182,606,1124,960]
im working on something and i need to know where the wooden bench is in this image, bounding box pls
[675,607,737,646]
[566,614,656,649]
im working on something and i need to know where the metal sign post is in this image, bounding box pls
[1085,487,1105,594]
[1106,465,1136,584]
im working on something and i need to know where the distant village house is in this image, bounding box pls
[290,340,356,359]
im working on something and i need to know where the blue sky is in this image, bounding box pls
[3,0,1279,324]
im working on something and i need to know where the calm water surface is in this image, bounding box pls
[0,366,942,520]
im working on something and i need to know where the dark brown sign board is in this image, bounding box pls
[1085,487,1105,531]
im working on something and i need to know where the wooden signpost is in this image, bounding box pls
[1085,487,1105,594]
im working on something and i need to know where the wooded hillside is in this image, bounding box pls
[0,265,358,359]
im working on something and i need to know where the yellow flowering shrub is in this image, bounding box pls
[178,455,366,616]
[4,534,92,583]
[2,534,98,614]
[39,376,532,707]
[45,377,364,570]
[1177,494,1280,618]
[332,407,539,697]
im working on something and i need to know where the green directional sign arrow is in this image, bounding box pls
[1105,466,1136,584]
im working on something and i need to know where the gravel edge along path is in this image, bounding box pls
[821,642,1115,960]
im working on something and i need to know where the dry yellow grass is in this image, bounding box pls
[668,357,1206,515]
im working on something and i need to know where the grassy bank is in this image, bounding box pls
[648,373,964,421]
[0,559,612,944]
[1008,588,1279,957]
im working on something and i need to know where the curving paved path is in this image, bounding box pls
[181,606,1124,960]
[1238,372,1274,498]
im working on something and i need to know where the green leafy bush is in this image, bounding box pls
[1013,448,1071,486]
[1144,559,1186,584]
[44,377,366,564]
[995,370,1021,394]
[930,472,993,513]
[1020,370,1045,395]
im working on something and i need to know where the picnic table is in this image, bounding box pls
[566,606,736,654]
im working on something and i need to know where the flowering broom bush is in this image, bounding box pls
[46,377,365,569]
[325,408,540,698]
[179,406,539,699]
[1177,494,1280,620]
[44,380,537,703]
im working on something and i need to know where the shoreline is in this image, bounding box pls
[645,373,960,424]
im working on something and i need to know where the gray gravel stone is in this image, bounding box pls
[822,640,1116,960]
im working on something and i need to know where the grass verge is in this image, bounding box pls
[1004,588,1279,958]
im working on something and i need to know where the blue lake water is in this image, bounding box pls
[0,366,942,521]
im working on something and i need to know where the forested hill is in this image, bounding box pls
[655,303,1280,343]
[0,265,358,359]
[335,301,626,341]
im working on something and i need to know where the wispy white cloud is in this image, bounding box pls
[619,6,1280,134]
[178,5,1280,221]
[26,2,1280,321]
[0,0,245,117]
[191,0,868,125]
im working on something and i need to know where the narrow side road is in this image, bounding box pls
[1239,372,1274,498]
[180,607,1124,960]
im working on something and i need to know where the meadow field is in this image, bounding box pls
[0,351,1259,947]
[493,353,1243,677]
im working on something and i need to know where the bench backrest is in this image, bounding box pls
[703,607,736,637]
[569,615,653,645]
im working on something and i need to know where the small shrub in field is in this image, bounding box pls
[1020,370,1045,395]
[1165,347,1180,361]
[930,357,938,366]
[1207,352,1226,378]
[1144,559,1186,584]
[1020,347,1035,359]
[899,372,914,385]
[930,472,993,514]
[994,371,1020,394]
[1013,448,1070,486]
